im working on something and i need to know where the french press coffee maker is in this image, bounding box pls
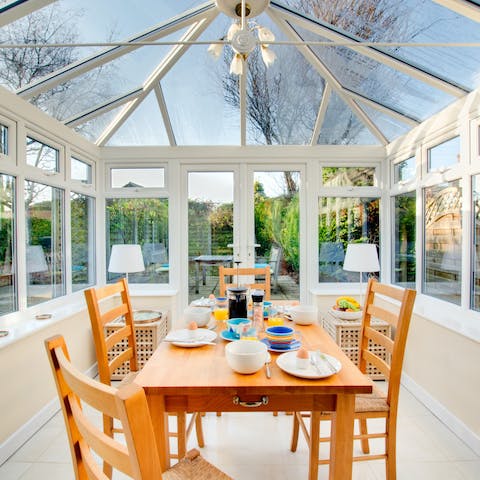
[227,260,248,318]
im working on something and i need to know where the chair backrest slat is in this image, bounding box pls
[362,350,390,380]
[84,279,138,385]
[45,335,164,480]
[364,326,394,354]
[366,304,398,328]
[219,266,271,299]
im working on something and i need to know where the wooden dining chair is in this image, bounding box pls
[291,278,416,480]
[45,335,231,480]
[219,265,271,300]
[84,279,204,475]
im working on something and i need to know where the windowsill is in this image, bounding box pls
[310,284,480,343]
[0,284,178,350]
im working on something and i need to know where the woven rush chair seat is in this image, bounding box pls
[45,335,231,480]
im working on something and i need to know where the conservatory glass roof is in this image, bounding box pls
[1,0,479,147]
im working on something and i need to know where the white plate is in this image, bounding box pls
[276,351,341,379]
[164,329,217,347]
[329,308,363,320]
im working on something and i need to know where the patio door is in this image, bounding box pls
[185,165,302,304]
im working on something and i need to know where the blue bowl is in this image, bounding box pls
[265,325,295,337]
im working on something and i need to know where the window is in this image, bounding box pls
[71,157,92,184]
[26,137,59,172]
[25,181,65,306]
[318,197,380,282]
[71,192,95,292]
[106,198,169,284]
[322,167,375,187]
[392,191,416,288]
[110,167,165,189]
[394,157,415,183]
[0,124,7,155]
[472,175,480,311]
[0,173,16,315]
[427,136,460,172]
[423,180,461,305]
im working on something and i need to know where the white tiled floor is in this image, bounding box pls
[1,384,478,479]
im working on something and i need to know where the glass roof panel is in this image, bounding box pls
[318,92,379,145]
[106,92,169,146]
[243,13,323,145]
[283,0,480,91]
[290,23,456,121]
[357,104,412,143]
[161,13,241,146]
[74,106,125,143]
[37,41,182,122]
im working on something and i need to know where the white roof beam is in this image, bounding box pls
[16,1,216,99]
[0,0,56,28]
[270,1,467,98]
[268,8,388,145]
[63,88,143,127]
[96,14,216,146]
[343,88,420,127]
[310,83,331,145]
[154,83,176,146]
[240,59,247,146]
[432,0,480,23]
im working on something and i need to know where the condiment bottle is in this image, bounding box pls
[251,289,265,332]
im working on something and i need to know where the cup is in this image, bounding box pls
[213,297,229,323]
[227,318,252,339]
[265,325,301,350]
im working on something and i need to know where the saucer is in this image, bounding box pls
[261,338,301,352]
[220,330,240,341]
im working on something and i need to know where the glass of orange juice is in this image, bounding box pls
[214,297,229,326]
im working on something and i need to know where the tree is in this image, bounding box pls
[0,3,115,121]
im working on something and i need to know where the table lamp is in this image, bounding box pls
[108,244,145,282]
[343,243,380,307]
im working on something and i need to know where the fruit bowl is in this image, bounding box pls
[329,308,363,320]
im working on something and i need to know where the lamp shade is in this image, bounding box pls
[343,244,380,273]
[108,244,145,273]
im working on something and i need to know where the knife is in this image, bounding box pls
[316,350,337,373]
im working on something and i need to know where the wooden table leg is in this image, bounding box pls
[308,411,321,480]
[146,393,170,472]
[329,394,355,480]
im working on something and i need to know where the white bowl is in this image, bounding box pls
[329,308,363,320]
[225,340,268,374]
[183,306,211,327]
[289,305,318,325]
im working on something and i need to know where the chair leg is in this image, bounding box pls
[290,412,300,452]
[359,418,370,454]
[195,412,205,448]
[102,414,114,478]
[386,418,397,480]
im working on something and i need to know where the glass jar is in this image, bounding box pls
[251,289,265,332]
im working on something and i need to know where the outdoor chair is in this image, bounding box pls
[255,243,282,290]
[219,265,271,299]
[45,335,231,480]
[84,279,203,475]
[291,278,416,480]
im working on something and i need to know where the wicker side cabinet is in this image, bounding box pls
[105,310,168,380]
[321,311,391,380]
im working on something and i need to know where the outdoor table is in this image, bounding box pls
[193,254,233,293]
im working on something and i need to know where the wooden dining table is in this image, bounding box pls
[134,320,373,480]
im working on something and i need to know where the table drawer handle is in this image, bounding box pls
[233,395,269,408]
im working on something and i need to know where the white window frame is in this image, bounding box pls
[0,113,16,166]
[70,152,96,190]
[24,129,64,182]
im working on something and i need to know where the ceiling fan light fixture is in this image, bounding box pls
[227,22,241,41]
[257,26,275,44]
[234,2,251,17]
[207,42,224,59]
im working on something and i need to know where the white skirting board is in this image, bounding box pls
[401,373,480,456]
[0,363,98,466]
